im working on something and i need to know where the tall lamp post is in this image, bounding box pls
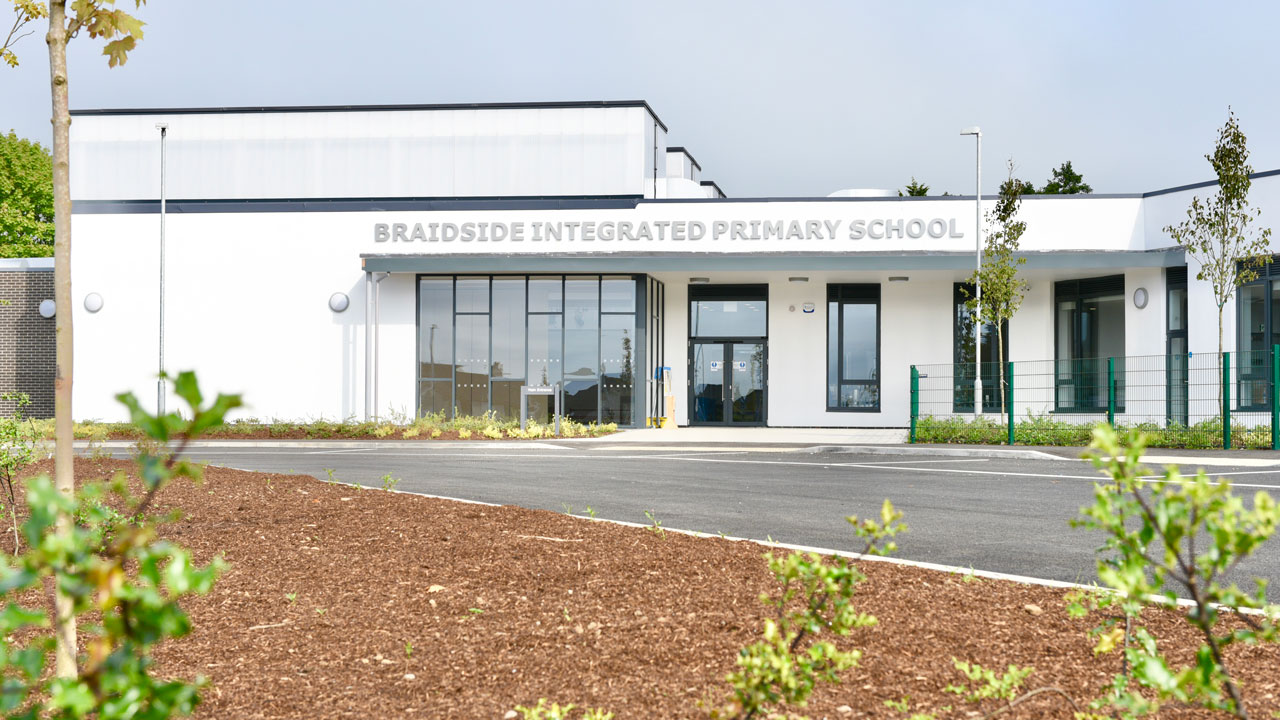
[156,123,168,415]
[960,126,982,417]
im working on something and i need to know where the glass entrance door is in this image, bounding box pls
[690,341,766,425]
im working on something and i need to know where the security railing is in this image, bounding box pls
[909,348,1280,449]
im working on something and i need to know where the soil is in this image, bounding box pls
[14,458,1280,719]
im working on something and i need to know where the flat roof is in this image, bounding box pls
[69,99,670,133]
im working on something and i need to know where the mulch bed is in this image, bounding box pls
[14,458,1280,719]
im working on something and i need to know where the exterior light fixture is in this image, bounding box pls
[1133,287,1149,309]
[888,276,909,282]
[329,292,351,312]
[84,292,104,313]
[38,299,55,318]
[788,276,809,283]
[689,277,710,284]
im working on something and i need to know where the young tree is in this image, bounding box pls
[898,176,929,197]
[0,130,54,257]
[1166,109,1273,358]
[1040,161,1093,194]
[6,0,149,679]
[963,159,1031,421]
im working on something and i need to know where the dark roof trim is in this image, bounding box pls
[1141,168,1280,198]
[71,195,644,214]
[70,99,670,132]
[698,180,725,197]
[665,146,701,171]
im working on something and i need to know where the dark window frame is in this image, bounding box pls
[952,282,1009,414]
[414,273,646,426]
[1234,259,1280,412]
[1053,275,1126,414]
[826,284,881,413]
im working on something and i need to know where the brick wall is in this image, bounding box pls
[0,269,55,419]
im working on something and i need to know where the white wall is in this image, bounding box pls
[72,180,1280,425]
[71,105,660,201]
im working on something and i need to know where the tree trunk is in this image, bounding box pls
[46,0,77,679]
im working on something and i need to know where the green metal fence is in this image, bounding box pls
[909,348,1280,450]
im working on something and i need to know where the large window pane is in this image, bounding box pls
[491,380,523,421]
[1055,277,1126,411]
[455,314,489,416]
[954,283,1007,413]
[841,304,877,380]
[601,314,635,424]
[492,278,526,379]
[827,302,839,407]
[1241,283,1267,354]
[564,379,598,422]
[827,285,879,410]
[418,278,453,378]
[602,276,636,313]
[690,299,767,337]
[528,314,563,386]
[529,277,563,312]
[418,380,452,417]
[565,278,599,380]
[456,276,489,313]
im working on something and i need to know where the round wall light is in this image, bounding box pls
[1133,287,1149,309]
[328,292,350,313]
[84,292,104,313]
[38,299,55,318]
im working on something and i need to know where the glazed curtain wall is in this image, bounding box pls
[417,275,642,425]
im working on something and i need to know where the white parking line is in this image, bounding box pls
[173,448,1280,490]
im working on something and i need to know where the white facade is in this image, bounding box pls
[65,102,1280,427]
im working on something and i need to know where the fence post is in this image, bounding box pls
[1273,345,1280,451]
[1223,351,1232,450]
[1107,357,1116,428]
[909,365,919,444]
[1006,361,1015,446]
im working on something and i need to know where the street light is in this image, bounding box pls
[960,126,982,417]
[156,122,168,415]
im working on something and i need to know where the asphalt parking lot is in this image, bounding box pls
[151,441,1280,597]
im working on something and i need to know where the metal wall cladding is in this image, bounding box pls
[70,105,659,201]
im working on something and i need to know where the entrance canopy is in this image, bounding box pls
[360,249,1185,274]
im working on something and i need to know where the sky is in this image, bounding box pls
[3,0,1279,198]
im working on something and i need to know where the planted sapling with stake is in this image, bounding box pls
[0,370,234,718]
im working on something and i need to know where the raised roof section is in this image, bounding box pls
[70,101,671,202]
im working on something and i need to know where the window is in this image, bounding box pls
[1166,267,1188,425]
[1235,260,1280,409]
[417,275,643,426]
[827,284,880,411]
[953,283,1008,413]
[1054,276,1126,412]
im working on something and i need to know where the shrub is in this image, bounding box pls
[1073,425,1280,717]
[707,500,906,720]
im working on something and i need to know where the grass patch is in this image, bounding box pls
[915,414,1269,449]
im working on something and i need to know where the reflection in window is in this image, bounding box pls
[953,283,1007,413]
[1235,262,1280,409]
[491,278,525,379]
[565,278,599,379]
[1054,276,1126,411]
[418,275,641,425]
[827,285,879,410]
[690,300,767,337]
[601,314,635,424]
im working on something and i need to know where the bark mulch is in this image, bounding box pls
[15,458,1280,719]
